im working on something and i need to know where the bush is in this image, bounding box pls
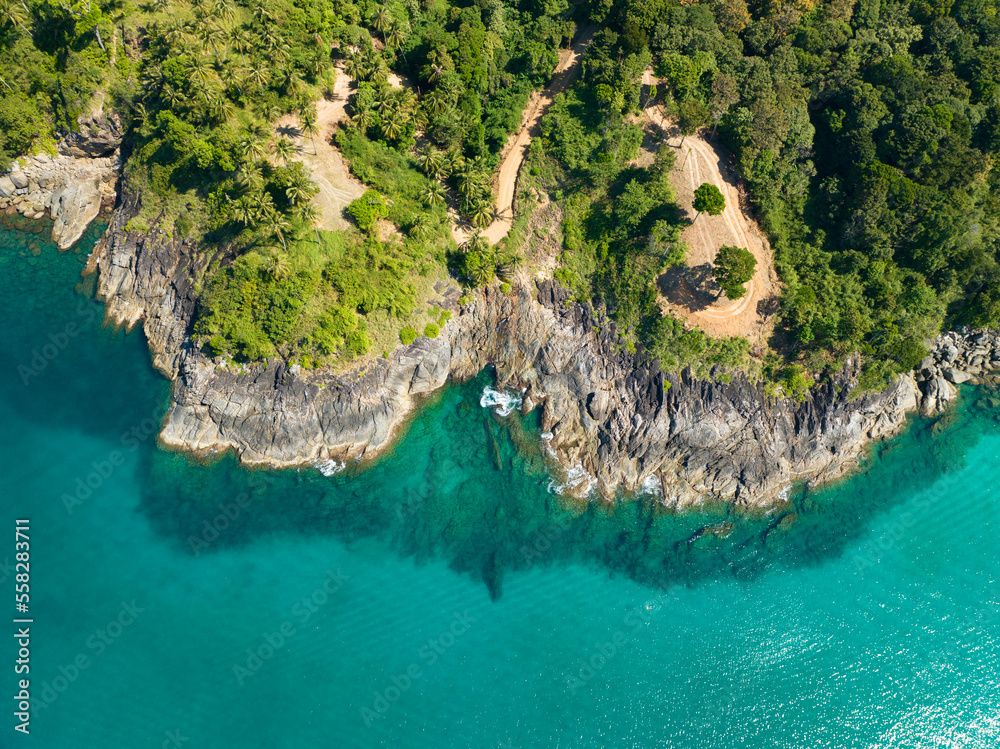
[500,282,512,294]
[399,326,417,345]
[424,323,440,338]
[347,190,389,233]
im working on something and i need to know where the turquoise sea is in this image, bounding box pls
[1,219,999,748]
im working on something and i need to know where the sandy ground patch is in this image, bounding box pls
[275,64,366,231]
[641,70,781,344]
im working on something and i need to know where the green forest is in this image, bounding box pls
[2,0,1000,388]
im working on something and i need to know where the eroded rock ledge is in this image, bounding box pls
[90,182,989,510]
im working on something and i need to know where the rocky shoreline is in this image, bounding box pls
[9,159,971,508]
[83,174,1000,510]
[1,110,122,249]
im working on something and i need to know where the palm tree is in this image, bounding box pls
[417,147,444,178]
[210,97,238,127]
[386,21,407,54]
[253,1,276,25]
[230,28,253,63]
[351,108,374,131]
[495,247,521,281]
[285,172,316,206]
[344,54,364,82]
[0,0,27,30]
[227,195,257,228]
[194,22,225,57]
[239,135,268,165]
[295,202,322,247]
[267,250,292,280]
[185,56,215,87]
[421,181,445,207]
[213,0,237,26]
[300,110,320,154]
[371,5,391,46]
[246,64,270,91]
[267,213,292,251]
[162,85,187,109]
[408,214,432,241]
[271,136,297,165]
[380,114,403,143]
[470,200,494,229]
[254,191,276,223]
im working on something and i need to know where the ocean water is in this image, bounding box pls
[1,219,998,748]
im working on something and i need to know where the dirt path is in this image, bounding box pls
[640,70,779,342]
[275,64,366,231]
[279,33,596,245]
[453,25,598,245]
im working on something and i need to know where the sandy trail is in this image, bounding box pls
[277,32,596,245]
[454,25,598,245]
[275,64,366,231]
[640,70,779,341]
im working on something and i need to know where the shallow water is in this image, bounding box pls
[1,220,998,748]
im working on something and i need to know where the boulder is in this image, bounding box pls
[50,177,103,250]
[0,176,14,198]
[944,367,973,384]
[9,171,27,189]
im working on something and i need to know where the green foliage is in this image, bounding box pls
[347,190,389,233]
[0,93,46,168]
[423,323,440,338]
[712,246,757,300]
[399,326,417,345]
[693,183,725,217]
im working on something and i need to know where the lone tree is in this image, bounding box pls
[712,245,757,300]
[693,183,725,221]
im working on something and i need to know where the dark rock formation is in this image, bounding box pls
[90,180,976,510]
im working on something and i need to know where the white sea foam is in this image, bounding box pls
[547,463,596,497]
[314,459,346,477]
[480,385,522,417]
[640,473,663,498]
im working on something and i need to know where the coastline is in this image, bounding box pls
[5,150,994,510]
[82,179,936,509]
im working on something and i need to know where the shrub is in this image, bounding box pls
[500,282,512,294]
[347,190,389,233]
[423,323,440,338]
[399,326,417,345]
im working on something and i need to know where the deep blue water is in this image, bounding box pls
[1,219,999,748]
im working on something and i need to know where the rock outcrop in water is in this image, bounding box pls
[89,181,990,509]
[1,110,122,249]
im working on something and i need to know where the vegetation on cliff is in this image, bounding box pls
[5,0,1000,387]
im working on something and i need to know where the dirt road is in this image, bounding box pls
[454,25,598,245]
[641,70,779,341]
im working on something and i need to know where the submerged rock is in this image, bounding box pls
[90,179,935,511]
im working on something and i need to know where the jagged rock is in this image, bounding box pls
[88,181,930,509]
[50,176,103,250]
[59,111,123,158]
